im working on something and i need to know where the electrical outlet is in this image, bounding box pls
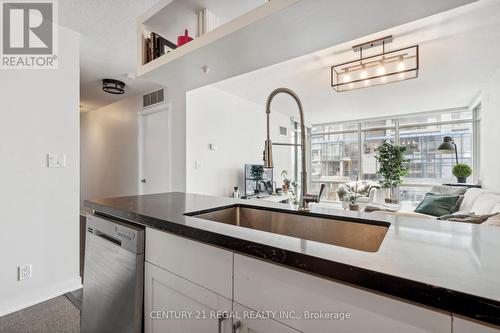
[18,264,32,281]
[47,154,66,168]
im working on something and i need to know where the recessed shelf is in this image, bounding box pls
[137,0,271,72]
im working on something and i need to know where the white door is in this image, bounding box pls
[144,262,233,333]
[232,303,301,333]
[138,105,171,194]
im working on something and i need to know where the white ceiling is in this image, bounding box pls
[213,0,500,124]
[59,0,477,113]
[59,0,268,112]
[58,0,163,112]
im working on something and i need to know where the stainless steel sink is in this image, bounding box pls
[188,205,389,252]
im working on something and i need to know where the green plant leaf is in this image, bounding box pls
[374,141,410,188]
[452,163,472,178]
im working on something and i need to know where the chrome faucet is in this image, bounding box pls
[263,88,326,211]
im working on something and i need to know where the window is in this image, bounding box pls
[400,122,473,182]
[362,127,396,181]
[311,125,359,201]
[310,109,478,203]
[290,119,311,197]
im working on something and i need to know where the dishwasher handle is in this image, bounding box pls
[94,230,122,246]
[86,214,145,254]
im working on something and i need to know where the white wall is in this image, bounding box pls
[80,96,141,210]
[0,27,81,315]
[480,66,500,191]
[167,87,187,192]
[186,86,291,197]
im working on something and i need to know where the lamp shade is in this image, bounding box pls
[437,136,455,154]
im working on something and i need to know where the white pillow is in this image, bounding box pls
[430,185,467,196]
[459,188,490,212]
[470,193,500,215]
[491,203,500,214]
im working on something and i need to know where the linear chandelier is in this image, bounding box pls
[331,35,419,92]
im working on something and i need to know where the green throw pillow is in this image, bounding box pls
[414,193,461,217]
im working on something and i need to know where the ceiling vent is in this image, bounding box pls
[143,88,165,108]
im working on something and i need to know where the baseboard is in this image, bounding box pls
[0,276,82,317]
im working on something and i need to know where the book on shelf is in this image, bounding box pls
[144,32,177,64]
[143,37,151,64]
[197,8,219,37]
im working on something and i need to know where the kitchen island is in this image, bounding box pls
[85,192,500,332]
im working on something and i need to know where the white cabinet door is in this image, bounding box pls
[234,254,451,333]
[145,262,233,333]
[453,315,500,333]
[146,227,233,299]
[232,303,301,333]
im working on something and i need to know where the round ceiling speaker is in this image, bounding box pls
[102,79,125,95]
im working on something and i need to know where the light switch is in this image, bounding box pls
[47,154,66,168]
[195,161,201,170]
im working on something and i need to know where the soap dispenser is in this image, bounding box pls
[232,187,240,199]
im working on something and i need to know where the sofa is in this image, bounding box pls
[371,186,500,221]
[336,181,380,208]
[456,187,500,215]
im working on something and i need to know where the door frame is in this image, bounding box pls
[137,103,172,195]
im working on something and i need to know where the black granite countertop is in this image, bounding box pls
[85,192,500,327]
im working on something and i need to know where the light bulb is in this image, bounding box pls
[376,64,386,75]
[343,73,351,83]
[360,70,368,79]
[397,60,405,71]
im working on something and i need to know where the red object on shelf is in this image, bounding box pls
[177,29,193,47]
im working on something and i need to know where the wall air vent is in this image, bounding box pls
[143,88,165,108]
[279,126,288,136]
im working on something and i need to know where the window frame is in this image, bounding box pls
[308,108,479,202]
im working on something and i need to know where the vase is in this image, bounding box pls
[384,187,399,204]
[349,203,360,211]
[456,176,467,184]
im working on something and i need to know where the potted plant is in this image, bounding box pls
[348,175,360,211]
[250,165,264,193]
[452,163,472,183]
[281,170,291,193]
[375,141,410,204]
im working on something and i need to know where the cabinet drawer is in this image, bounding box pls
[145,262,232,333]
[146,227,233,298]
[234,254,451,333]
[453,315,500,333]
[233,302,301,333]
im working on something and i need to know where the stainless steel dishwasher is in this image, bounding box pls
[82,214,145,333]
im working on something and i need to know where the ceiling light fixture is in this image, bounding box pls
[102,79,126,95]
[331,35,418,92]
